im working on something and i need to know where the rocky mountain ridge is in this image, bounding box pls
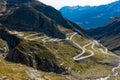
[0,0,85,39]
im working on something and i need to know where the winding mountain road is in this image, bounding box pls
[23,32,95,62]
[99,43,108,54]
[24,33,41,39]
[69,33,120,80]
[23,33,65,42]
[15,31,120,80]
[69,32,94,61]
[8,31,24,37]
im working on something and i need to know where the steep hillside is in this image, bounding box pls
[87,17,120,55]
[0,0,120,80]
[60,0,120,28]
[0,27,119,80]
[0,56,72,80]
[0,0,85,39]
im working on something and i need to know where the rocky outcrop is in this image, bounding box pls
[6,40,64,73]
[0,28,21,50]
[0,39,9,57]
[0,28,64,73]
[0,0,6,12]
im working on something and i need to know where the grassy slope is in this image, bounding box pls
[109,69,120,80]
[17,32,120,79]
[0,56,70,80]
[69,33,119,79]
[0,31,120,79]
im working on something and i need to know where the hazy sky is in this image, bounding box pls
[39,0,118,9]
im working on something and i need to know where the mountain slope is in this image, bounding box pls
[0,27,119,79]
[1,0,85,39]
[87,17,120,54]
[0,0,120,80]
[0,56,71,80]
[60,0,120,28]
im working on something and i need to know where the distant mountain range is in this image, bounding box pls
[87,17,120,55]
[60,0,120,28]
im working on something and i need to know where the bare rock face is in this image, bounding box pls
[0,39,9,57]
[0,0,6,12]
[6,42,64,73]
[0,28,21,50]
[0,28,64,73]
